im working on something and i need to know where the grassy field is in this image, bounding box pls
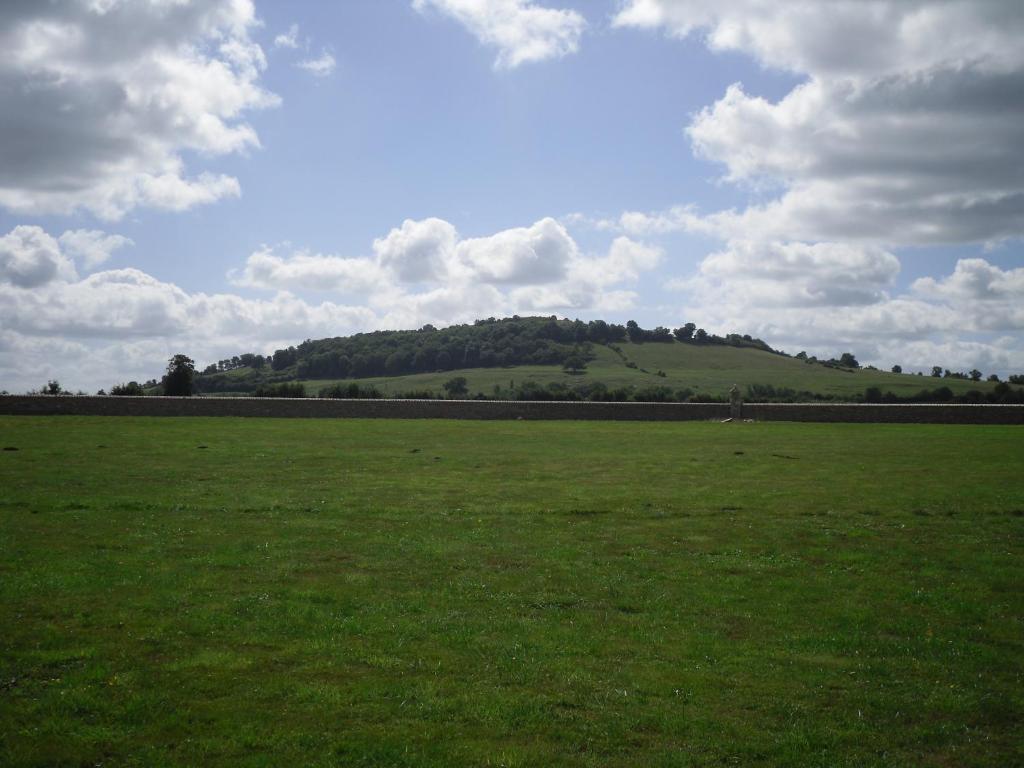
[292,343,1000,400]
[1,416,1022,766]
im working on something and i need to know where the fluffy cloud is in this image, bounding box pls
[613,1,1024,79]
[233,248,385,294]
[0,226,77,288]
[297,50,336,77]
[613,1,1024,247]
[373,218,458,283]
[600,1,1024,372]
[687,240,900,308]
[236,217,655,305]
[412,0,586,69]
[274,23,300,49]
[913,259,1024,302]
[0,0,278,219]
[58,230,134,269]
[0,220,663,392]
[454,217,576,284]
[665,244,1024,371]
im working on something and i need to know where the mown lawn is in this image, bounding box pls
[1,416,1021,767]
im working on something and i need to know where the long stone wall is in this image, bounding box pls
[1,395,1023,424]
[0,395,727,421]
[742,402,1024,425]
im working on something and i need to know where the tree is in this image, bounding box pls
[891,364,902,374]
[443,376,468,398]
[674,323,696,342]
[626,320,644,343]
[694,328,708,343]
[163,354,195,396]
[41,380,64,395]
[838,352,860,368]
[969,369,982,382]
[987,374,1000,382]
[110,381,145,396]
[562,354,587,375]
[931,366,943,378]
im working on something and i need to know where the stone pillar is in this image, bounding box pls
[729,384,742,420]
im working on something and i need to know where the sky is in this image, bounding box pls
[1,0,1022,393]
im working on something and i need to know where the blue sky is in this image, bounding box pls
[1,1,1022,392]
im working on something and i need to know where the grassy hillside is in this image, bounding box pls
[2,417,1022,766]
[289,342,996,400]
[190,316,1009,400]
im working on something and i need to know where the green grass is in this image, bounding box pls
[294,343,998,400]
[1,416,1022,767]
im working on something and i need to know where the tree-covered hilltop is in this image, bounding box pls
[194,316,779,393]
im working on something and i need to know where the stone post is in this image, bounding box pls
[729,384,742,420]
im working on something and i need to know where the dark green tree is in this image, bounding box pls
[110,381,145,396]
[443,376,468,398]
[891,364,902,374]
[163,354,195,396]
[673,323,696,341]
[562,354,587,375]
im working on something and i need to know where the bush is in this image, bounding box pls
[109,381,145,396]
[443,377,469,398]
[319,383,382,399]
[254,382,306,398]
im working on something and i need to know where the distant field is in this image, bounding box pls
[288,343,1000,399]
[1,417,1022,766]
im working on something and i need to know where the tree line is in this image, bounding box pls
[193,315,780,390]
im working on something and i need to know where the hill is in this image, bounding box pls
[189,316,1010,402]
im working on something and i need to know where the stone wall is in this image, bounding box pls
[0,395,727,421]
[1,395,1022,424]
[742,402,1024,424]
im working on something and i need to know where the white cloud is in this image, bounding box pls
[913,258,1024,302]
[0,218,667,391]
[413,0,586,69]
[235,217,658,307]
[592,1,1024,373]
[297,50,336,77]
[232,247,386,294]
[613,1,1024,79]
[576,237,663,286]
[689,240,901,308]
[454,217,576,284]
[58,230,134,269]
[613,1,1024,247]
[665,244,1024,372]
[0,225,77,288]
[0,0,278,220]
[274,23,300,49]
[373,218,458,283]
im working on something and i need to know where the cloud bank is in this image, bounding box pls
[0,0,278,220]
[1,219,662,392]
[606,0,1024,369]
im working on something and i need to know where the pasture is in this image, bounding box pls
[211,341,1001,399]
[1,416,1022,766]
